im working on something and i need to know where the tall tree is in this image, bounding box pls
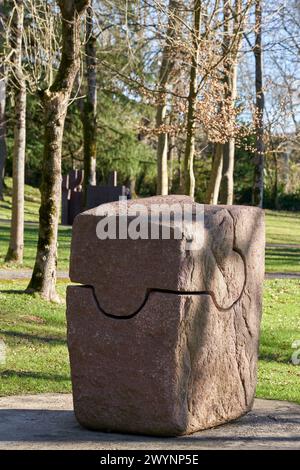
[155,0,178,196]
[0,0,7,200]
[82,1,97,202]
[252,0,264,207]
[219,0,243,205]
[205,143,223,204]
[5,0,26,263]
[183,0,201,198]
[27,0,90,301]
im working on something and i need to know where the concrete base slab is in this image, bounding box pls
[0,394,299,450]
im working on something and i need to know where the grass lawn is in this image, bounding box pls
[0,222,71,271]
[0,280,70,396]
[265,210,300,245]
[0,278,299,403]
[257,279,300,404]
[265,246,300,273]
[0,178,71,271]
[0,178,41,222]
[265,210,300,272]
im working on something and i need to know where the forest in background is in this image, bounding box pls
[1,1,299,203]
[0,0,299,300]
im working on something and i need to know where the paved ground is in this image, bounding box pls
[0,394,299,450]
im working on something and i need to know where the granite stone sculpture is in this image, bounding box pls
[67,195,265,436]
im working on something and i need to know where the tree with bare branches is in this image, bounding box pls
[252,0,264,207]
[0,0,7,201]
[27,0,90,301]
[5,0,26,263]
[82,1,97,201]
[155,0,179,196]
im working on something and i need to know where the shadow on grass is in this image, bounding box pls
[265,247,300,269]
[0,290,26,295]
[266,211,300,219]
[258,353,293,364]
[0,370,69,382]
[1,330,66,345]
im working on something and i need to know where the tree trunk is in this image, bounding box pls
[219,139,235,204]
[129,176,136,198]
[27,0,89,301]
[168,133,176,192]
[219,0,242,205]
[205,143,223,204]
[156,104,168,195]
[0,0,7,200]
[252,0,264,207]
[183,0,201,198]
[271,151,279,210]
[0,74,6,201]
[220,58,237,205]
[5,0,26,263]
[83,3,97,204]
[156,0,178,196]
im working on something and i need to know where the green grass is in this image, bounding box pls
[265,247,300,273]
[257,279,300,403]
[265,210,300,245]
[0,177,41,222]
[0,278,299,402]
[0,222,71,271]
[264,210,300,272]
[0,280,70,396]
[0,178,71,270]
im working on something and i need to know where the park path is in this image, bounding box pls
[0,394,299,449]
[0,269,69,280]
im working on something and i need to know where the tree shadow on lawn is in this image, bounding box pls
[258,353,293,364]
[0,290,25,294]
[0,330,66,345]
[265,247,300,260]
[0,370,69,382]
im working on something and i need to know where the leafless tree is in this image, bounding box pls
[155,0,179,195]
[0,0,7,200]
[82,1,97,202]
[27,0,90,301]
[5,0,26,263]
[252,0,264,207]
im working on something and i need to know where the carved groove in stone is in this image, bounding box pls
[78,208,247,319]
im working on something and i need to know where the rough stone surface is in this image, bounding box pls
[0,395,299,450]
[67,196,265,436]
[70,196,259,315]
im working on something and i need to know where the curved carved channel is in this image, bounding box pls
[83,210,247,319]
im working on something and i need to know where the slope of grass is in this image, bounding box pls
[265,247,300,273]
[265,209,300,245]
[0,280,70,396]
[0,223,71,271]
[0,178,71,270]
[0,177,40,222]
[257,279,300,403]
[0,279,299,402]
